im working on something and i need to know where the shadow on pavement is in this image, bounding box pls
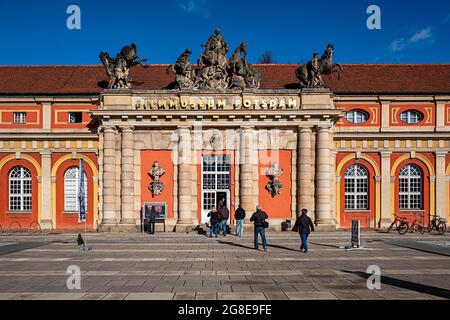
[341,270,450,299]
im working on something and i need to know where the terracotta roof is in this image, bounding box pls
[0,64,448,95]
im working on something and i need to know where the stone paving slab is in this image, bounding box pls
[0,232,449,300]
[126,293,175,300]
[285,292,338,300]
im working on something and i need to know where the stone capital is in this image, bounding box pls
[120,125,135,134]
[380,151,392,158]
[40,151,52,158]
[102,126,116,134]
[315,123,332,131]
[435,151,448,158]
[298,126,313,133]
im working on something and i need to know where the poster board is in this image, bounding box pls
[142,202,167,233]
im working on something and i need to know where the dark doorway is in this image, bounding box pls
[216,192,227,209]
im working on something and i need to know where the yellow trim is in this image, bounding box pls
[336,154,381,228]
[336,154,381,176]
[51,153,98,229]
[447,163,450,222]
[0,109,40,125]
[336,179,341,227]
[0,154,42,222]
[390,154,435,176]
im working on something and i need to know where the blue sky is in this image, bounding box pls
[0,0,449,65]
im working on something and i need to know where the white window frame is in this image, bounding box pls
[345,110,369,124]
[399,164,422,210]
[9,166,32,212]
[64,167,88,212]
[400,110,422,124]
[201,155,231,223]
[68,112,83,124]
[344,164,369,210]
[13,112,27,124]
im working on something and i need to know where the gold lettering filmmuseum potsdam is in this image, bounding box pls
[133,97,299,111]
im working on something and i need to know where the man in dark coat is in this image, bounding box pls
[250,205,268,251]
[207,207,220,238]
[234,205,246,237]
[147,206,157,235]
[218,200,229,237]
[295,208,315,253]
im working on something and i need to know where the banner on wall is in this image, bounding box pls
[78,159,87,223]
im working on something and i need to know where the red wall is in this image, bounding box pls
[258,150,292,219]
[392,153,432,225]
[52,153,97,230]
[140,150,174,219]
[0,154,40,230]
[0,106,42,129]
[52,105,97,129]
[336,104,381,127]
[390,104,435,126]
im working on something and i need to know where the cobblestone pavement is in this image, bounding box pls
[0,231,449,300]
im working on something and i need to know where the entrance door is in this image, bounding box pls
[201,155,231,224]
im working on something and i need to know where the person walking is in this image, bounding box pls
[147,206,157,235]
[250,205,268,251]
[295,208,315,253]
[207,207,220,238]
[218,201,230,237]
[234,205,246,237]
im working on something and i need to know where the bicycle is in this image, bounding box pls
[428,214,447,235]
[408,212,425,234]
[387,214,409,235]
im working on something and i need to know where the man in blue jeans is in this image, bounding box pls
[250,205,268,251]
[234,205,246,237]
[295,208,315,253]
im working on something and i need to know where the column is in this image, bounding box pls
[380,151,392,227]
[177,126,194,228]
[435,151,447,218]
[315,124,334,228]
[297,126,314,218]
[102,126,117,225]
[40,152,53,229]
[240,126,259,222]
[120,126,135,225]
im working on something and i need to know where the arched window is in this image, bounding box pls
[399,164,422,210]
[64,167,88,212]
[400,110,423,124]
[344,164,369,210]
[9,166,32,211]
[345,110,369,124]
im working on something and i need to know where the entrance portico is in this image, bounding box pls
[93,89,342,232]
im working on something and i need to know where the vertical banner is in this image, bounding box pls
[78,159,87,223]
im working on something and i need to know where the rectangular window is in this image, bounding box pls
[13,112,27,124]
[68,112,83,124]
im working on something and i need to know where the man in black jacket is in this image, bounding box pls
[295,208,315,253]
[218,199,229,237]
[148,206,157,234]
[250,205,268,251]
[207,207,220,238]
[234,205,246,237]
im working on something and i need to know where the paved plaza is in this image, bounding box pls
[0,231,449,300]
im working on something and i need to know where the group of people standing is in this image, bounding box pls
[207,203,315,253]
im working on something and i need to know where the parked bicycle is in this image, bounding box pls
[428,214,447,235]
[387,214,409,235]
[408,212,425,234]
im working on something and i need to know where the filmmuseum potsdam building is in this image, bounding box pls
[0,32,449,232]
